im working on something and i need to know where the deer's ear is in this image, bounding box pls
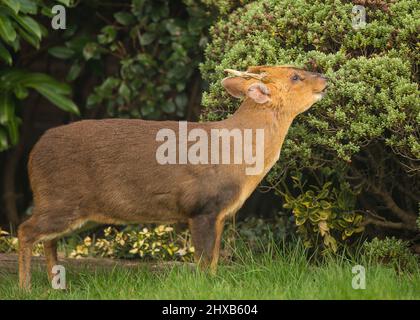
[221,77,246,98]
[247,82,271,104]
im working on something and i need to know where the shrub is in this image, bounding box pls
[417,203,420,230]
[282,173,364,253]
[0,228,18,254]
[48,0,221,120]
[224,212,294,256]
[0,225,194,261]
[363,237,418,271]
[417,215,420,231]
[0,218,291,261]
[68,225,195,261]
[0,0,79,151]
[0,227,43,255]
[200,0,420,237]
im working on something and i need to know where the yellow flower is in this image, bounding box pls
[155,225,165,232]
[69,250,78,258]
[75,244,89,256]
[84,236,92,246]
[177,248,187,256]
[104,227,113,236]
[129,248,138,254]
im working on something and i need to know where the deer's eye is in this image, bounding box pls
[291,74,301,82]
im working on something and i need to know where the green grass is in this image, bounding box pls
[1,241,419,299]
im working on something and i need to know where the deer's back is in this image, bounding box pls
[28,119,242,223]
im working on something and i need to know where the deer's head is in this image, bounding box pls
[222,65,328,116]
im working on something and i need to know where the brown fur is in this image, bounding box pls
[18,66,327,289]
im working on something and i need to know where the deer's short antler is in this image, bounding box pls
[224,69,267,80]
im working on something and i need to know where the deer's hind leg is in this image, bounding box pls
[18,216,36,290]
[18,207,86,290]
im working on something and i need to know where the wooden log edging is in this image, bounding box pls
[0,253,195,274]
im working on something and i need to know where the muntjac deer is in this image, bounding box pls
[18,65,327,289]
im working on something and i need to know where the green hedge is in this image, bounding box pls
[200,0,420,242]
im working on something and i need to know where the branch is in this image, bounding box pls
[370,185,417,226]
[362,210,417,231]
[362,217,410,230]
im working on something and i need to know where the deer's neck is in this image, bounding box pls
[226,99,295,174]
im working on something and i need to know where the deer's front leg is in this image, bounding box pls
[188,213,226,273]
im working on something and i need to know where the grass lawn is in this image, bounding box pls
[1,242,419,299]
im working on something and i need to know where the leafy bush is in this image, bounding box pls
[417,203,420,230]
[0,225,195,261]
[363,237,418,271]
[0,228,17,253]
[224,212,294,256]
[68,225,195,261]
[201,0,420,236]
[0,217,292,261]
[0,0,79,151]
[282,174,364,253]
[0,227,43,255]
[48,0,218,120]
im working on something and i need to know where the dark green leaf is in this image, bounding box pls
[13,72,80,115]
[0,127,8,151]
[40,6,53,17]
[118,83,131,102]
[83,42,99,60]
[98,26,117,44]
[86,93,101,107]
[0,42,12,65]
[0,93,14,124]
[48,46,75,59]
[16,26,39,48]
[139,32,155,46]
[56,0,71,6]
[13,14,42,40]
[22,73,71,95]
[162,100,176,113]
[13,85,28,99]
[2,0,20,14]
[0,14,17,43]
[33,86,79,115]
[141,103,154,116]
[100,77,120,91]
[114,12,135,26]
[6,115,19,145]
[67,61,82,81]
[18,0,37,14]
